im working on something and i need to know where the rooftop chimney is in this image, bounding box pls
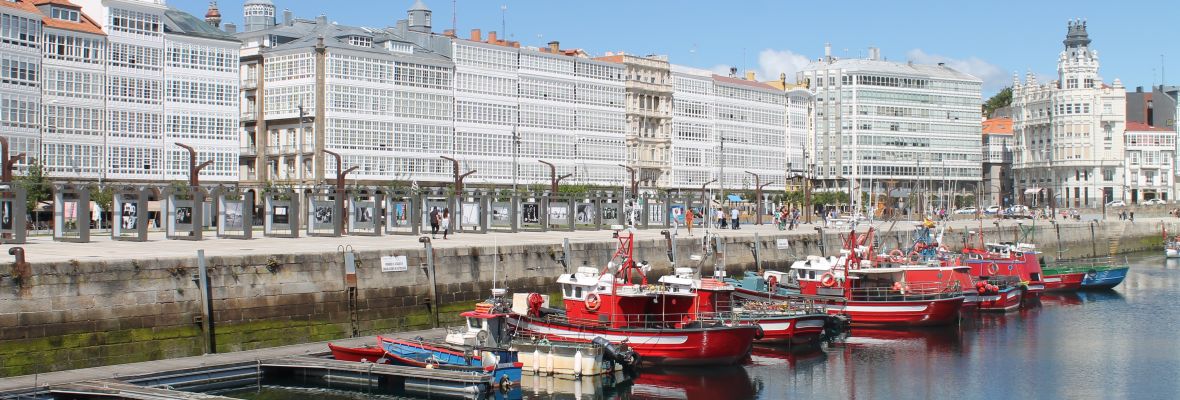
[868,47,880,61]
[1137,86,1144,93]
[470,28,481,42]
[315,14,327,25]
[729,67,738,77]
[224,22,236,33]
[488,31,497,44]
[443,29,455,37]
[548,41,560,53]
[824,42,832,61]
[745,70,756,81]
[283,9,293,26]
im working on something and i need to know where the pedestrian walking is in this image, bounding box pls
[429,206,440,239]
[716,208,727,229]
[686,207,695,237]
[730,207,740,230]
[441,208,451,239]
[1130,211,1135,223]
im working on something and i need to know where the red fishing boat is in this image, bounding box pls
[328,342,387,363]
[656,266,832,345]
[961,242,1045,301]
[507,228,758,366]
[737,229,964,327]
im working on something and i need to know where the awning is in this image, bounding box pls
[727,194,744,202]
[1024,188,1042,195]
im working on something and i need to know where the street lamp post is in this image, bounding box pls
[440,156,476,233]
[538,160,573,194]
[618,164,638,199]
[173,142,214,187]
[0,137,27,183]
[323,150,359,229]
[700,178,717,230]
[744,171,769,225]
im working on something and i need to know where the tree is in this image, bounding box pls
[983,87,1012,118]
[15,158,50,228]
[90,186,113,228]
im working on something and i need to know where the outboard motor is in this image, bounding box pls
[592,337,638,368]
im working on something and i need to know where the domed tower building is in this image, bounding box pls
[1011,20,1127,208]
[243,0,275,32]
[205,1,221,28]
[407,0,431,33]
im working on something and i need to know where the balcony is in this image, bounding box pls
[242,78,257,90]
[241,111,256,122]
[626,80,673,94]
[240,146,257,156]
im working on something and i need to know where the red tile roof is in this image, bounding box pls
[982,117,1013,135]
[1125,121,1173,132]
[0,0,41,14]
[32,0,104,35]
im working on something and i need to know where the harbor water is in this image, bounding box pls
[220,251,1180,400]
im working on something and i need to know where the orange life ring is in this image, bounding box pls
[888,249,905,262]
[819,273,836,288]
[585,293,601,311]
[767,275,779,290]
[987,263,999,275]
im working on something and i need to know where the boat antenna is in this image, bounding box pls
[492,237,499,290]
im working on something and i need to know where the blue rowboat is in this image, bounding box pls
[378,335,523,387]
[1080,265,1129,290]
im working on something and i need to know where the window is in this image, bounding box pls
[347,35,371,48]
[109,8,161,37]
[51,7,79,22]
[1103,168,1115,181]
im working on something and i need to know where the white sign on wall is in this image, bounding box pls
[381,255,408,272]
[776,239,790,249]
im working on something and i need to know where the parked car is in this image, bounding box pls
[984,205,1002,214]
[1007,205,1030,214]
[1106,200,1127,207]
[954,207,978,215]
[1144,198,1167,206]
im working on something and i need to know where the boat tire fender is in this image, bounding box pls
[753,325,765,340]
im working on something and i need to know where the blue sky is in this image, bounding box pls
[176,0,1177,96]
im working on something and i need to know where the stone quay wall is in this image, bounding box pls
[0,219,1168,377]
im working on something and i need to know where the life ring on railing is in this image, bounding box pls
[767,275,779,291]
[987,263,999,275]
[888,249,905,262]
[585,293,601,312]
[820,273,837,288]
[908,252,922,263]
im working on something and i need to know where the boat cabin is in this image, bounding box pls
[557,266,653,328]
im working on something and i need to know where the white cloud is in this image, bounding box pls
[905,49,1008,94]
[708,49,813,82]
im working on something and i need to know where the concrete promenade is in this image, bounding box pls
[0,328,445,393]
[5,215,1172,265]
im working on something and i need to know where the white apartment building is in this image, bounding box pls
[236,0,455,186]
[798,46,983,209]
[39,0,107,180]
[1123,122,1175,203]
[1011,20,1127,207]
[669,67,788,192]
[446,32,626,188]
[66,0,239,184]
[0,0,44,171]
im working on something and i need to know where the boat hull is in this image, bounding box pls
[1080,266,1129,289]
[970,288,1023,312]
[507,317,756,367]
[1043,272,1086,291]
[512,341,612,376]
[328,343,387,363]
[740,314,829,345]
[734,287,963,327]
[826,297,964,327]
[1167,248,1180,258]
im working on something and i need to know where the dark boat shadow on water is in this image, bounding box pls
[1076,289,1126,302]
[625,365,756,400]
